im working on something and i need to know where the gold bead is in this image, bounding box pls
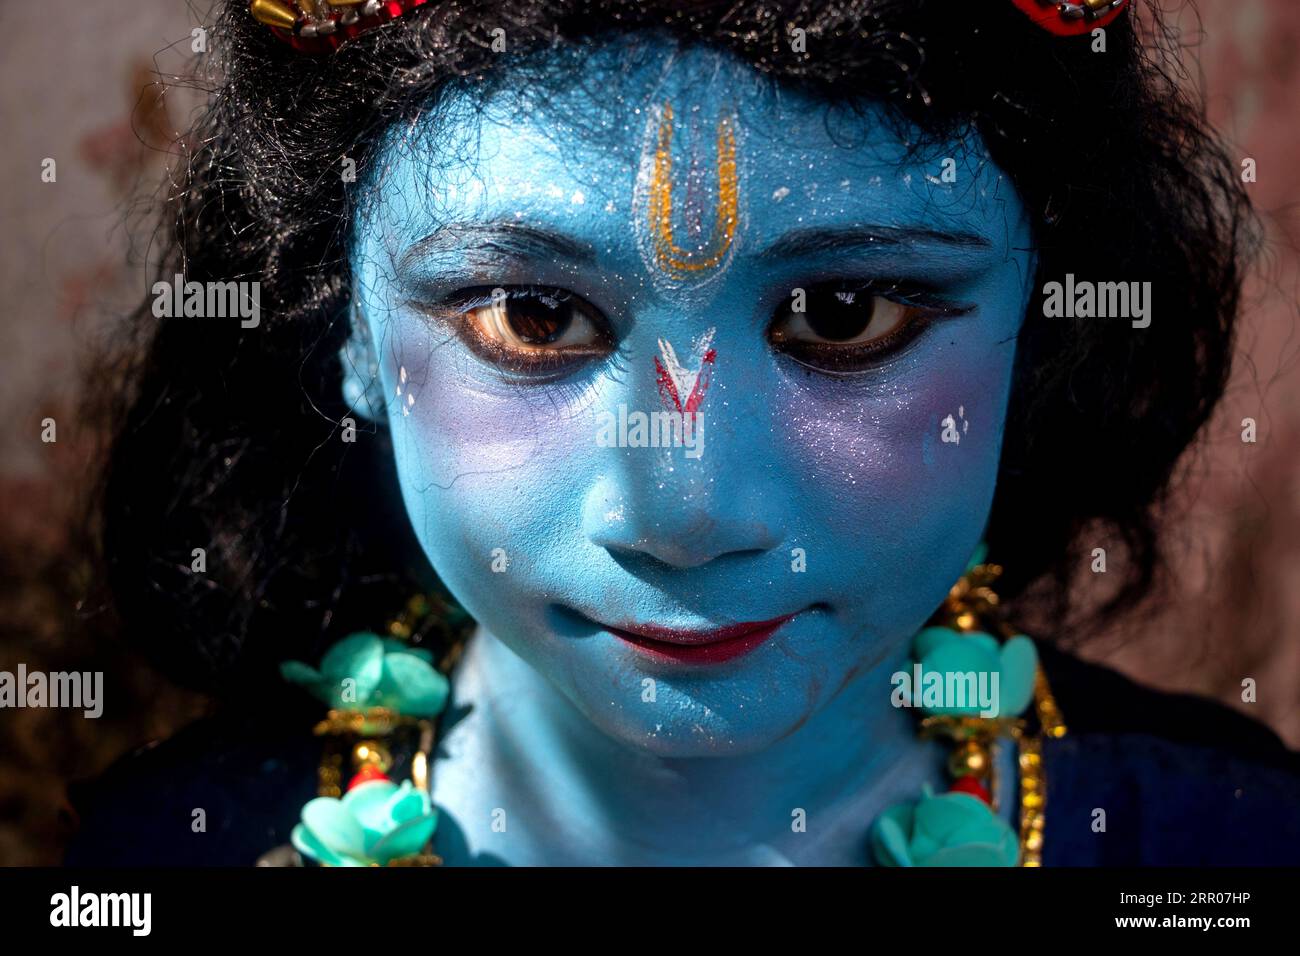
[249,0,299,29]
[410,751,429,793]
[948,741,989,778]
[1026,831,1044,851]
[352,739,392,773]
[954,611,977,632]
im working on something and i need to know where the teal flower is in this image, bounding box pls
[871,789,1019,867]
[291,780,437,867]
[909,627,1038,718]
[280,632,450,718]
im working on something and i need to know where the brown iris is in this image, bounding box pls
[769,282,964,373]
[447,285,613,375]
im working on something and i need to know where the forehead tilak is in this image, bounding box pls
[637,100,740,284]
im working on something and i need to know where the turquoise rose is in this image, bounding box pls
[909,627,1038,718]
[280,631,450,718]
[292,780,437,867]
[871,790,1019,867]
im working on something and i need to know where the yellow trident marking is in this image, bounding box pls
[645,103,738,279]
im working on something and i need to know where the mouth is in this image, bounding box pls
[603,613,799,665]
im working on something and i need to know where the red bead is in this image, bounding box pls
[1009,0,1129,37]
[347,766,390,791]
[951,776,991,804]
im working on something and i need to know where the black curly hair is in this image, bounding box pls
[89,0,1254,693]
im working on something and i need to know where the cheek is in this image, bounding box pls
[782,359,1006,499]
[774,328,1016,613]
[381,319,596,590]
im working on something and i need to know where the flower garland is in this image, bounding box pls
[872,547,1068,866]
[270,550,1065,867]
[271,594,468,868]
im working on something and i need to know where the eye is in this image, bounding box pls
[768,282,967,373]
[441,285,613,376]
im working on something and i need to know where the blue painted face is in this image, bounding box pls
[350,37,1035,758]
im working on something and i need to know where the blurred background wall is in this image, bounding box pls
[0,1,1297,864]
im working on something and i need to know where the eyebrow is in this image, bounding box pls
[399,221,598,273]
[758,225,992,260]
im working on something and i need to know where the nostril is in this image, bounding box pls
[605,537,713,571]
[727,548,773,562]
[605,541,712,572]
[581,474,785,570]
[606,540,776,575]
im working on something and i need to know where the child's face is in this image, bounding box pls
[351,38,1035,756]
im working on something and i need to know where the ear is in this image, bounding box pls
[340,300,387,424]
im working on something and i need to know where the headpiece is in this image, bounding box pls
[1009,0,1129,36]
[248,0,434,53]
[250,0,1132,53]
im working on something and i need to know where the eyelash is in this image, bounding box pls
[414,280,971,382]
[414,285,613,382]
[768,280,973,374]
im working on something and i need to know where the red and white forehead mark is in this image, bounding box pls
[654,328,716,414]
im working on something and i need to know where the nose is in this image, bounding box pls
[580,335,786,570]
[582,471,783,570]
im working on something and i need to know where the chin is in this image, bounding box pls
[581,705,810,759]
[560,660,820,759]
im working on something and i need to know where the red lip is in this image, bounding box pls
[606,614,797,665]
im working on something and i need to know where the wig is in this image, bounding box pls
[92,0,1254,692]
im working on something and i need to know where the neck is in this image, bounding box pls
[441,627,945,865]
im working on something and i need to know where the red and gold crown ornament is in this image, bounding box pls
[1010,0,1130,36]
[248,0,435,52]
[251,0,1132,52]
